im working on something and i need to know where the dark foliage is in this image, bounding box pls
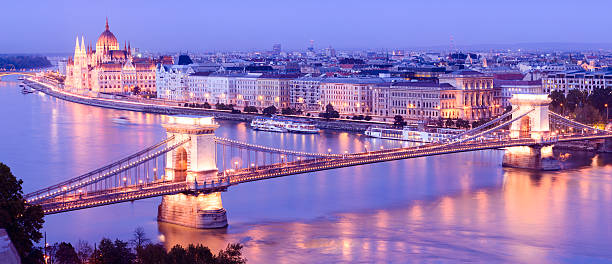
[262,105,277,116]
[243,106,258,113]
[0,56,52,70]
[0,163,45,262]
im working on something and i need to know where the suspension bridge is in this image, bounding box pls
[24,94,612,228]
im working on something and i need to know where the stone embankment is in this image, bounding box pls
[26,80,392,132]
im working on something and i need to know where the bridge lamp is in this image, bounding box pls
[344,150,348,155]
[139,180,143,184]
[327,148,332,154]
[380,146,384,150]
[234,161,239,169]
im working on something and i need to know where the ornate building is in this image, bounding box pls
[65,19,156,95]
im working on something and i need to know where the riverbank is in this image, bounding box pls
[25,79,392,132]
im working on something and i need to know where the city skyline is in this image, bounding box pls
[3,0,612,53]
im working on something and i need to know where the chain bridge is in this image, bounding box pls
[25,94,612,228]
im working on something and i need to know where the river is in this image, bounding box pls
[2,75,612,263]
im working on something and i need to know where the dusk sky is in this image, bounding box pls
[3,0,612,54]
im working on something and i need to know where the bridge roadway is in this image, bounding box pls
[40,133,612,214]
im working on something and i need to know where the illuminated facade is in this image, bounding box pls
[65,19,156,95]
[438,70,499,120]
[542,70,612,95]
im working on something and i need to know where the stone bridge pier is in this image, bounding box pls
[502,94,561,170]
[157,115,228,229]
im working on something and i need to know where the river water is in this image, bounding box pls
[2,76,612,263]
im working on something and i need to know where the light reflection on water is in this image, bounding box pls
[1,76,612,263]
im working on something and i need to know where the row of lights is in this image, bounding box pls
[44,184,189,214]
[30,139,189,203]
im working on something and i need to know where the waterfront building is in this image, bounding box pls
[155,64,194,101]
[255,74,298,109]
[289,77,323,111]
[234,73,261,108]
[65,19,156,95]
[495,80,543,109]
[319,78,386,115]
[372,82,459,120]
[542,69,612,95]
[438,70,498,120]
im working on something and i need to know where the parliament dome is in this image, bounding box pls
[96,18,119,51]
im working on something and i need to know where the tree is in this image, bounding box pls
[203,102,212,109]
[393,115,407,128]
[130,227,150,250]
[216,243,247,264]
[262,105,277,116]
[168,244,190,264]
[0,163,45,262]
[319,103,339,119]
[90,238,134,264]
[243,105,258,113]
[136,244,167,264]
[587,87,612,113]
[566,89,587,112]
[76,240,93,264]
[455,118,470,129]
[364,115,372,121]
[54,242,79,264]
[445,119,455,127]
[131,86,141,95]
[575,105,605,125]
[281,107,297,115]
[187,244,215,264]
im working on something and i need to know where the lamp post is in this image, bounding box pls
[605,103,609,121]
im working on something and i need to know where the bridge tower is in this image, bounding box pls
[504,94,560,170]
[508,94,551,140]
[157,115,228,228]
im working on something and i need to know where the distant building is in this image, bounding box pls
[65,19,156,95]
[290,77,323,111]
[439,70,499,120]
[372,82,457,120]
[177,54,194,65]
[542,70,612,95]
[495,80,543,109]
[155,64,194,101]
[272,44,281,55]
[319,78,386,115]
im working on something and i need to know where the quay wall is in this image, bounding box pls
[26,80,389,132]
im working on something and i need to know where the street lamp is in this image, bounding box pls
[605,103,609,121]
[234,161,239,169]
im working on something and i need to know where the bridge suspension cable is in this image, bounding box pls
[447,107,519,141]
[548,111,610,134]
[26,136,189,204]
[214,137,345,158]
[446,108,535,145]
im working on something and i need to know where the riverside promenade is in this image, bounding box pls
[25,78,391,132]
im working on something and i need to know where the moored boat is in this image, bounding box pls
[250,117,320,133]
[365,125,463,143]
[112,116,130,124]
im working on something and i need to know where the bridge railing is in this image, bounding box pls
[26,137,190,204]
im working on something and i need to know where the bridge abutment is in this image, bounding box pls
[158,192,227,229]
[502,145,561,171]
[158,115,228,229]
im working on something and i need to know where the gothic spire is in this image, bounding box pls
[105,17,109,31]
[74,36,80,53]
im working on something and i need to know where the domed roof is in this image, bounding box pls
[96,18,118,50]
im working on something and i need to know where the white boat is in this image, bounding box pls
[365,125,464,143]
[112,116,130,124]
[251,117,320,133]
[250,118,287,132]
